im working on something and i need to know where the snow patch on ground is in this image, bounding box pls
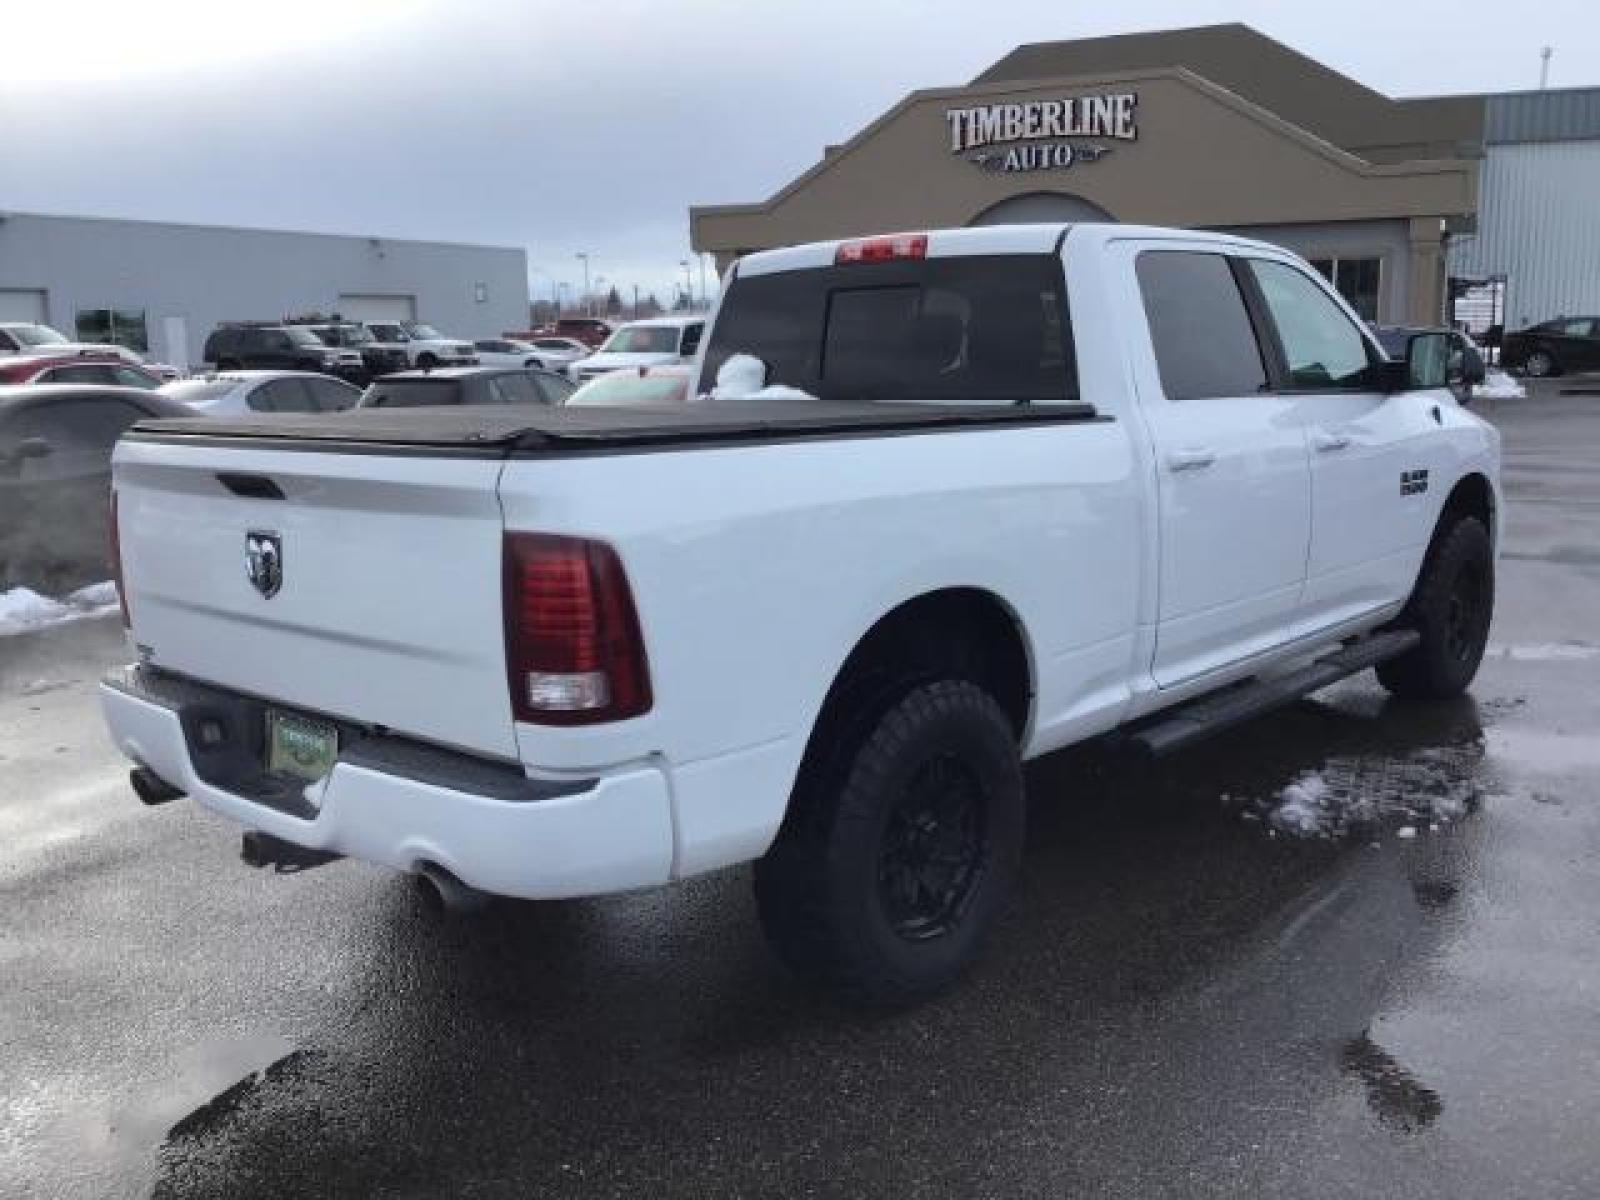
[1474,369,1525,401]
[1486,641,1598,662]
[1254,741,1485,840]
[0,582,120,637]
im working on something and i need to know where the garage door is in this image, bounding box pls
[0,289,48,323]
[337,293,417,323]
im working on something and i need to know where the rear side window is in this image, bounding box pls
[361,379,463,408]
[1136,251,1268,401]
[532,372,575,404]
[702,255,1075,403]
[249,379,312,412]
[488,373,543,404]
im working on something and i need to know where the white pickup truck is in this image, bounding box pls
[100,224,1500,1004]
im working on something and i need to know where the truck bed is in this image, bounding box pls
[128,398,1102,458]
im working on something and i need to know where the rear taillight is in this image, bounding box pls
[109,490,130,628]
[835,233,928,265]
[503,533,651,725]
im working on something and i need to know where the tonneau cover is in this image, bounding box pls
[127,399,1101,457]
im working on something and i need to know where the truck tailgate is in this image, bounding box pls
[113,438,517,760]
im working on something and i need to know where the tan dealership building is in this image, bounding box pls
[691,25,1489,326]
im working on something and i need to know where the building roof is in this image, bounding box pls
[972,23,1484,163]
[1482,87,1600,144]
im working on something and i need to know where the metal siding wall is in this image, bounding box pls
[1485,89,1600,145]
[0,215,530,368]
[1448,142,1600,327]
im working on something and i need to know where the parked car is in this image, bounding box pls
[1500,316,1600,377]
[359,366,575,408]
[565,365,693,407]
[523,336,592,372]
[160,371,361,416]
[203,323,366,381]
[0,384,190,591]
[100,224,1501,1005]
[567,316,705,383]
[471,339,545,369]
[0,322,180,378]
[298,322,409,380]
[548,317,614,348]
[1372,325,1485,403]
[0,353,163,389]
[363,321,477,369]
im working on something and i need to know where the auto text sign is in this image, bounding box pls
[945,93,1138,173]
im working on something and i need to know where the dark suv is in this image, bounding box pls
[202,323,366,381]
[296,321,409,381]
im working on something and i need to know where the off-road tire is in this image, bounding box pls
[754,679,1024,1006]
[1377,517,1494,699]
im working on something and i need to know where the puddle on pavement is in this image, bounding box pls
[67,1029,295,1191]
[1340,1032,1444,1133]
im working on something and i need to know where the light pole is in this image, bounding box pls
[556,282,570,318]
[576,252,592,316]
[699,254,710,311]
[679,259,694,309]
[632,284,640,318]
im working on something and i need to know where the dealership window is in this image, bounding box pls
[75,308,149,353]
[1307,257,1381,323]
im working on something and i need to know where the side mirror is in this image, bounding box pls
[1462,344,1487,386]
[1408,332,1453,389]
[1377,332,1455,393]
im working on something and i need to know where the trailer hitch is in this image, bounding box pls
[240,830,341,874]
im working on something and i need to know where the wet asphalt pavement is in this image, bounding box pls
[4,383,1599,1199]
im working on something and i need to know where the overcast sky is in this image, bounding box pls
[3,0,1596,307]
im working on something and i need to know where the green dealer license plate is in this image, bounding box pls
[265,710,339,782]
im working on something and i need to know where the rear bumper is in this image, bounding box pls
[99,666,674,899]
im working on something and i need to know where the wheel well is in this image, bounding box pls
[1439,472,1494,542]
[821,588,1033,741]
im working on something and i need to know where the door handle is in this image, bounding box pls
[1311,430,1352,453]
[1166,448,1217,472]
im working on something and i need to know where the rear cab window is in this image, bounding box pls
[701,255,1076,403]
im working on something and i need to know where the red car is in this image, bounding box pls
[0,353,163,389]
[528,318,614,348]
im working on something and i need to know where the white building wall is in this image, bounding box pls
[1449,141,1600,328]
[0,212,529,368]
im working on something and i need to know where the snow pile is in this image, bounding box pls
[0,582,120,637]
[1267,772,1332,836]
[708,353,818,402]
[1474,369,1525,401]
[1253,742,1484,840]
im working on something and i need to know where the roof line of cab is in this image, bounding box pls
[732,222,1292,278]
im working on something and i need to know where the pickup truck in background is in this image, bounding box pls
[362,321,478,370]
[99,224,1501,1004]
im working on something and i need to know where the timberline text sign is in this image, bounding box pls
[945,92,1138,173]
